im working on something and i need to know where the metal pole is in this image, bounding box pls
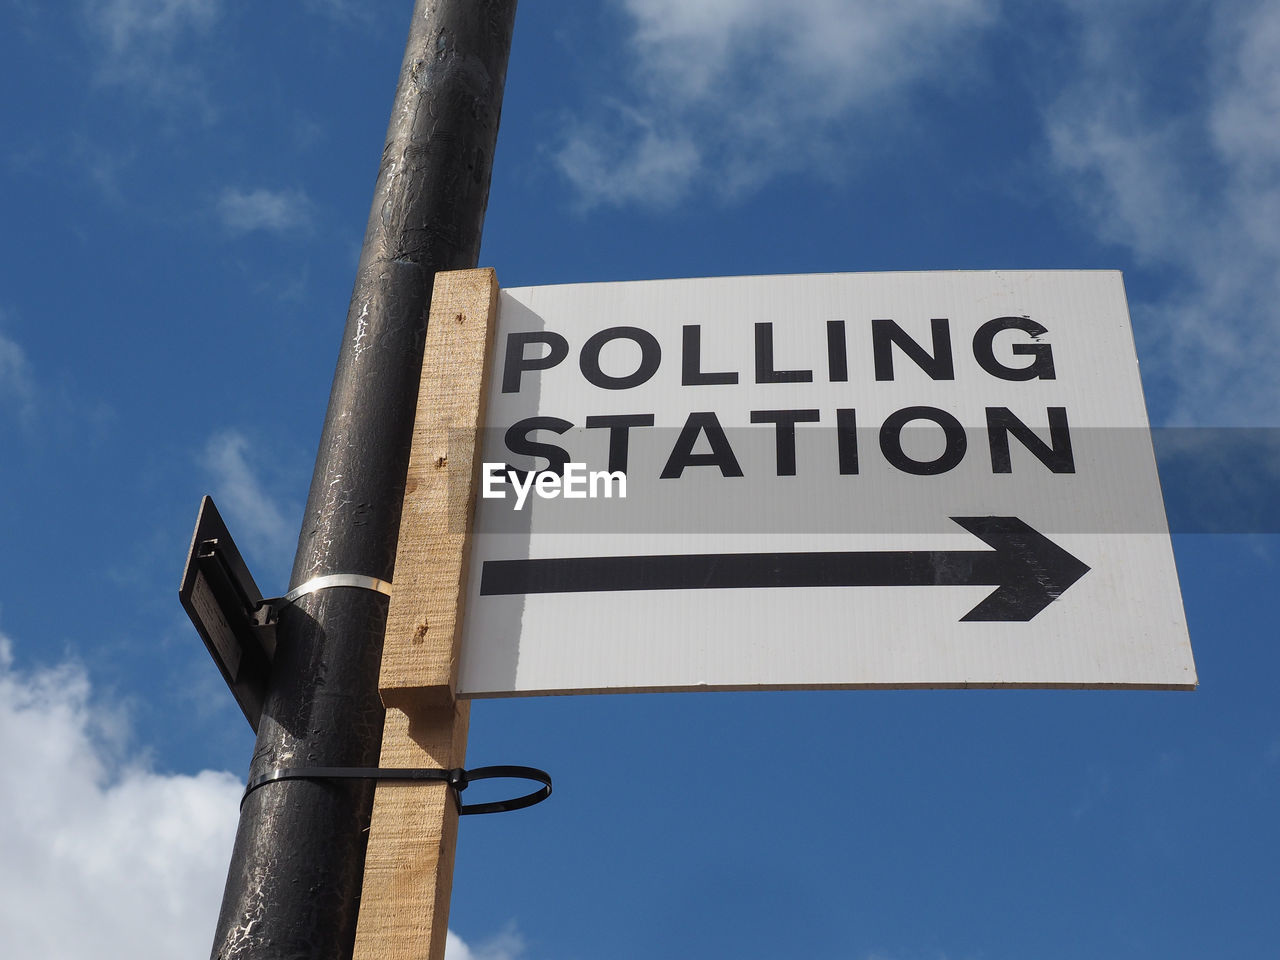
[211,2,517,956]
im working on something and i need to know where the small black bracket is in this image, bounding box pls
[179,496,277,731]
[180,497,402,733]
[241,764,552,816]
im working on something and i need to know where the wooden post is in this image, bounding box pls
[353,268,499,960]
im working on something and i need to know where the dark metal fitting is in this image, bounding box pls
[240,764,551,816]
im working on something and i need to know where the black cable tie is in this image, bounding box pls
[240,764,552,816]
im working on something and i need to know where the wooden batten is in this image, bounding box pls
[379,266,499,713]
[353,267,497,960]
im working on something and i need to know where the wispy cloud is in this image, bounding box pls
[303,0,376,26]
[0,632,243,958]
[201,429,299,582]
[555,106,700,209]
[91,0,221,53]
[554,0,994,207]
[0,328,36,422]
[85,0,223,108]
[1070,767,1112,820]
[0,317,116,441]
[216,187,313,235]
[1043,0,1280,425]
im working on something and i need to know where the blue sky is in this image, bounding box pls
[1,1,1277,957]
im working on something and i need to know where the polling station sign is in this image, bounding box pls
[455,270,1195,696]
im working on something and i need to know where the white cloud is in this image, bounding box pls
[0,632,243,958]
[555,0,1280,424]
[446,926,526,960]
[1043,0,1280,425]
[554,0,994,206]
[216,187,313,235]
[201,429,299,580]
[555,111,700,209]
[0,630,511,958]
[86,0,223,105]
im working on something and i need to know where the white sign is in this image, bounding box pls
[457,271,1195,696]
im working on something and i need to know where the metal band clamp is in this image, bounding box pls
[281,573,393,605]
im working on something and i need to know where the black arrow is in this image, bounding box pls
[478,516,1090,622]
